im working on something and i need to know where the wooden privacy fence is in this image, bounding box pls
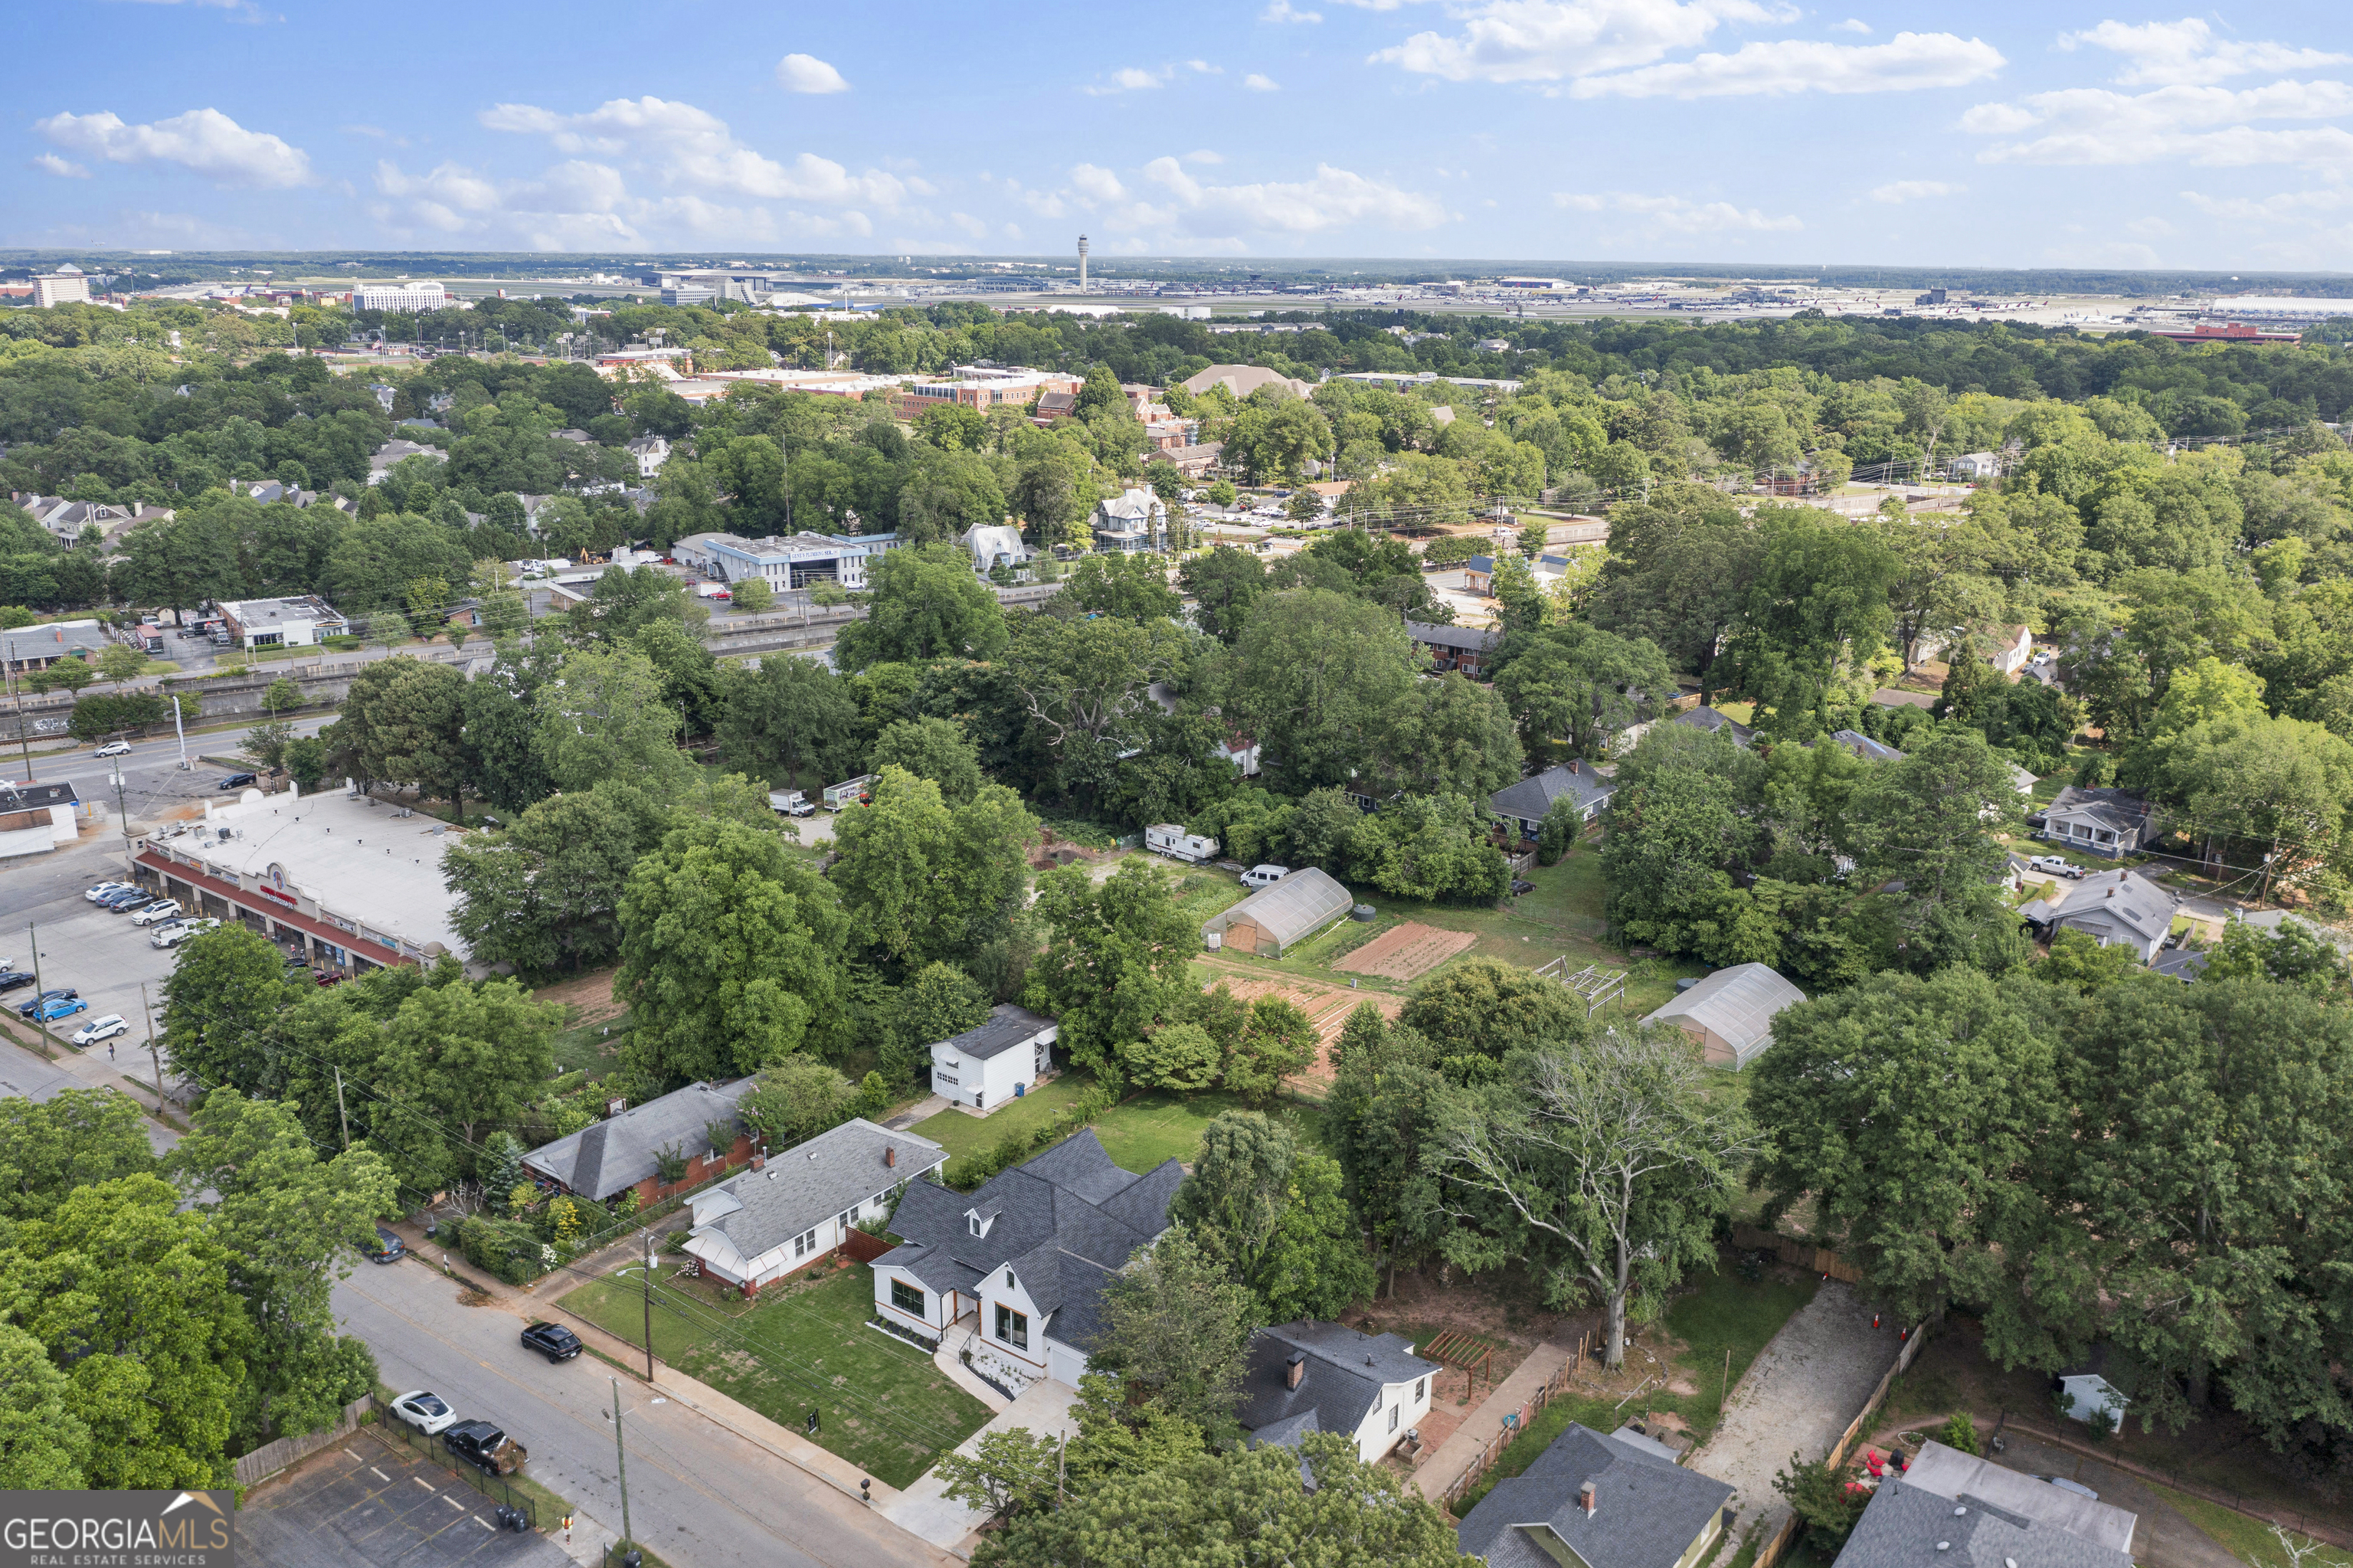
[1993,1418,2353,1552]
[1439,1331,1590,1511]
[1730,1223,1864,1285]
[1752,1325,1929,1568]
[837,1227,892,1264]
[234,1395,372,1487]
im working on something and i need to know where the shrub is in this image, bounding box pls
[457,1214,548,1285]
[1773,1454,1870,1551]
[1939,1413,1982,1456]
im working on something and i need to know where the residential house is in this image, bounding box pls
[2020,869,2176,962]
[552,428,595,444]
[522,1079,759,1208]
[626,434,671,477]
[1178,365,1316,401]
[1672,705,1756,747]
[1237,1321,1444,1466]
[1828,730,1905,763]
[1144,440,1224,479]
[871,1129,1186,1390]
[960,523,1029,578]
[15,496,174,549]
[1144,683,1259,775]
[1489,760,1615,839]
[1455,1421,1734,1568]
[2037,785,2158,858]
[368,439,447,485]
[682,1119,947,1295]
[0,781,82,859]
[1092,487,1170,553]
[1406,620,1503,678]
[1989,624,2034,675]
[214,595,348,650]
[1031,389,1079,424]
[1462,555,1497,594]
[1834,1439,2135,1568]
[1949,451,2001,480]
[1642,964,1807,1070]
[1203,868,1353,957]
[931,1003,1057,1111]
[2054,1347,2132,1429]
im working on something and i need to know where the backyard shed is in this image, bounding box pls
[1203,867,1351,957]
[1642,963,1806,1069]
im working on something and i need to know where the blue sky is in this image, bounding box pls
[8,1,2350,270]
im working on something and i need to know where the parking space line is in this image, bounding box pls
[414,1478,437,1491]
[443,1496,466,1511]
[371,1466,391,1481]
[344,1449,364,1462]
[475,1517,493,1530]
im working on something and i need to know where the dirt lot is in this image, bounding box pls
[1201,962,1403,1093]
[530,968,623,1026]
[1336,921,1478,981]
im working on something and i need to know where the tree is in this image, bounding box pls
[1774,1453,1871,1552]
[460,644,556,813]
[1179,545,1265,645]
[1431,1024,1752,1367]
[1256,1146,1377,1322]
[1023,861,1196,1076]
[28,658,94,696]
[0,1321,90,1488]
[833,543,1007,672]
[240,718,294,771]
[1003,611,1186,807]
[325,654,467,805]
[830,768,1036,968]
[283,735,329,793]
[1167,1110,1368,1318]
[973,1430,1465,1568]
[870,715,983,804]
[1128,1023,1223,1092]
[97,642,148,686]
[1495,624,1677,761]
[1328,1010,1448,1298]
[1092,1225,1257,1429]
[537,644,693,795]
[1220,995,1320,1102]
[718,650,864,787]
[1848,727,2026,972]
[2158,712,2353,905]
[884,961,992,1090]
[732,575,773,613]
[0,1088,159,1223]
[738,1055,858,1151]
[162,1092,391,1447]
[1383,674,1524,800]
[1397,957,1586,1081]
[1066,552,1182,622]
[162,925,294,1093]
[379,974,561,1148]
[1352,791,1512,905]
[1719,512,1898,736]
[616,817,853,1083]
[1749,967,2073,1344]
[447,787,662,976]
[1227,588,1419,792]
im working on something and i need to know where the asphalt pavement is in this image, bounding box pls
[335,1259,955,1568]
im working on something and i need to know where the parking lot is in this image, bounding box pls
[6,878,182,1062]
[242,1426,572,1568]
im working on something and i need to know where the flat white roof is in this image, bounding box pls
[162,788,468,957]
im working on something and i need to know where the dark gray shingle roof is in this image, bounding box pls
[1835,1474,2135,1568]
[937,1003,1055,1062]
[523,1079,755,1201]
[1235,1321,1440,1445]
[1458,1423,1732,1568]
[1491,762,1613,823]
[693,1118,947,1259]
[1406,620,1501,654]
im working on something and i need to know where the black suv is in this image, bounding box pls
[0,971,35,995]
[519,1321,582,1363]
[443,1421,528,1475]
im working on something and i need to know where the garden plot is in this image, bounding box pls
[1335,921,1478,981]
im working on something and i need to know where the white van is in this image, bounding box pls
[1241,864,1290,890]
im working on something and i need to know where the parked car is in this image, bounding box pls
[1509,879,1536,895]
[34,995,88,1023]
[1240,864,1291,890]
[18,987,77,1018]
[0,972,36,995]
[2026,855,2084,879]
[365,1226,407,1265]
[519,1322,582,1363]
[93,741,133,758]
[391,1390,457,1436]
[218,772,258,791]
[129,899,183,927]
[152,918,220,949]
[100,889,152,911]
[443,1422,528,1475]
[70,1014,128,1046]
[85,881,137,903]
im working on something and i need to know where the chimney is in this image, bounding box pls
[885,1145,897,1168]
[1285,1351,1305,1391]
[749,1154,764,1171]
[1578,1480,1598,1517]
[1569,758,1579,775]
[2106,886,2115,899]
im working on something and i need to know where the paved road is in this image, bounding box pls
[5,714,335,807]
[335,1261,951,1568]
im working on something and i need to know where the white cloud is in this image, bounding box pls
[1554,189,1802,231]
[1139,156,1447,234]
[1570,31,2002,97]
[1086,65,1173,94]
[2126,215,2176,237]
[1830,17,1869,33]
[2180,185,2353,222]
[1069,163,1127,201]
[2059,19,2352,87]
[34,107,311,187]
[774,54,850,93]
[1373,0,1796,85]
[1182,149,1226,164]
[1869,178,1962,201]
[100,0,268,21]
[1964,80,2353,168]
[949,211,989,237]
[1244,73,1281,90]
[1262,0,1323,21]
[32,153,90,178]
[480,96,903,206]
[369,155,875,249]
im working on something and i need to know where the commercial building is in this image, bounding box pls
[659,285,717,307]
[32,267,90,308]
[671,530,878,590]
[353,280,450,313]
[132,787,468,975]
[885,368,1080,421]
[1180,364,1317,401]
[214,595,348,650]
[0,782,82,860]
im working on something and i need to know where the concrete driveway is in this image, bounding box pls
[882,1380,1080,1551]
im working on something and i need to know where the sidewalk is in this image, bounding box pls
[884,1380,1080,1555]
[1412,1341,1571,1504]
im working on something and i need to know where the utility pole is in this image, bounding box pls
[610,1379,634,1561]
[640,1231,656,1380]
[26,923,50,1059]
[7,639,33,783]
[141,981,165,1102]
[110,762,133,860]
[334,1066,352,1150]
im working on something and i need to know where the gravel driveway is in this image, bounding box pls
[1690,1282,1906,1542]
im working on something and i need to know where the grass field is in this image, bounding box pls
[910,1076,1330,1180]
[2147,1485,2352,1568]
[911,1074,1098,1180]
[549,1010,632,1079]
[1453,1259,1818,1513]
[559,1264,990,1489]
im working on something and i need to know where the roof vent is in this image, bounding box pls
[1955,1507,1967,1516]
[1937,1546,1950,1553]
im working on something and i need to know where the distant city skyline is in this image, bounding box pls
[8,2,2349,271]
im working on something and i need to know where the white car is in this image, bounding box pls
[391,1390,458,1437]
[93,741,133,758]
[152,918,220,949]
[71,1014,129,1046]
[84,881,138,903]
[129,899,184,927]
[1241,864,1291,890]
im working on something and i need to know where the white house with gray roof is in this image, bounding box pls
[2038,786,2158,858]
[1456,1421,1733,1568]
[683,1118,947,1295]
[931,1003,1056,1111]
[871,1129,1183,1392]
[1833,1439,2135,1568]
[2021,868,2176,962]
[1236,1319,1443,1466]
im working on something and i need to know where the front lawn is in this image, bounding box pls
[560,1262,990,1488]
[1089,1088,1324,1172]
